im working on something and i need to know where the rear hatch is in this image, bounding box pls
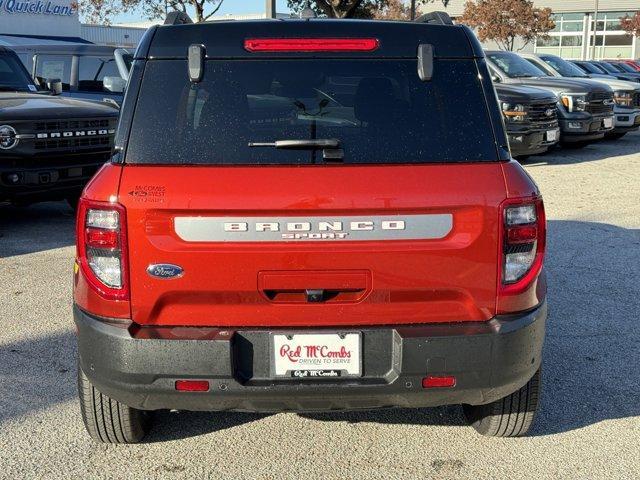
[118,35,507,328]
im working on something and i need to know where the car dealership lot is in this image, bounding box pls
[1,133,639,479]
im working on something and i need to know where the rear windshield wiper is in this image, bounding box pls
[248,139,340,150]
[248,138,344,162]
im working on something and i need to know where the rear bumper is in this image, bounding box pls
[75,302,547,412]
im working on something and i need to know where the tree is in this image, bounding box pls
[459,0,555,51]
[287,0,449,19]
[621,12,640,38]
[78,0,224,24]
[374,0,410,20]
[287,0,386,18]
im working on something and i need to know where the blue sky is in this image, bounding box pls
[113,0,291,24]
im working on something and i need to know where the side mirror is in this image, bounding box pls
[46,78,62,95]
[103,76,127,93]
[491,74,501,83]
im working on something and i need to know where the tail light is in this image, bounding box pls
[498,197,546,298]
[76,198,129,301]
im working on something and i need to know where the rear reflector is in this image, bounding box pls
[175,380,210,392]
[244,38,380,52]
[507,225,537,244]
[86,227,119,249]
[422,375,456,388]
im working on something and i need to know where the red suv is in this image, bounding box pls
[74,13,547,443]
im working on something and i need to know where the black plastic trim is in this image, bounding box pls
[75,302,547,412]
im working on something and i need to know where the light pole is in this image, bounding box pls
[266,0,276,18]
[590,0,599,60]
[410,0,416,20]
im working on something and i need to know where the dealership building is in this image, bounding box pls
[0,0,148,48]
[0,2,291,49]
[0,0,638,60]
[443,0,640,60]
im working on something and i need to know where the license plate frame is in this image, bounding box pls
[271,332,362,379]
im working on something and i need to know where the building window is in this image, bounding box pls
[591,11,636,59]
[535,11,637,60]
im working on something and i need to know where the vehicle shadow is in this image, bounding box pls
[0,202,75,257]
[522,130,640,166]
[301,219,640,437]
[0,331,269,440]
[0,220,638,440]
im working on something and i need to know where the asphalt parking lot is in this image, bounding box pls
[1,132,639,479]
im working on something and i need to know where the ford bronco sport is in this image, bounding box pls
[74,13,547,443]
[0,47,118,208]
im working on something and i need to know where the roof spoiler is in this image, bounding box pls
[415,11,454,26]
[164,11,193,25]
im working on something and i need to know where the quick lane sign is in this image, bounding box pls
[0,0,76,16]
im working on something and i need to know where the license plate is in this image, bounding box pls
[603,117,613,129]
[546,129,558,142]
[272,333,361,378]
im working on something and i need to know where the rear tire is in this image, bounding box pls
[463,368,541,437]
[78,366,152,444]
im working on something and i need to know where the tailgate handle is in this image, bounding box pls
[259,271,371,304]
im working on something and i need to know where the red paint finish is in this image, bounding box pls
[495,161,546,313]
[75,161,547,326]
[73,163,131,319]
[117,163,505,327]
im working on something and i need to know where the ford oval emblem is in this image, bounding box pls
[147,264,184,279]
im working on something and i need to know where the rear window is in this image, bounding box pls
[125,59,498,165]
[35,55,71,91]
[78,56,121,92]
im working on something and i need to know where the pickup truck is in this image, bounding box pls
[523,53,640,139]
[495,84,560,159]
[486,50,615,147]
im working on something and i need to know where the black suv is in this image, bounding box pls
[495,84,559,159]
[487,51,615,147]
[0,47,118,208]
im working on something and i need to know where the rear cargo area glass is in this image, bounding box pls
[126,59,498,164]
